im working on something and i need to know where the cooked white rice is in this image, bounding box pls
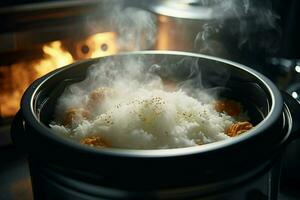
[50,59,240,149]
[51,88,234,149]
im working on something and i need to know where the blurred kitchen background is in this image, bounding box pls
[0,0,299,199]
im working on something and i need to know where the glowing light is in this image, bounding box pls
[0,32,118,117]
[35,41,74,76]
[0,41,74,117]
[292,92,298,99]
[295,65,300,73]
[76,32,117,59]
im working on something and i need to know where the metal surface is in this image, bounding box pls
[140,0,245,20]
[143,0,267,65]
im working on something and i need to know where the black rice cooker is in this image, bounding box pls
[11,51,300,200]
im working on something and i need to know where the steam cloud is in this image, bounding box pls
[110,6,157,51]
[194,0,280,56]
[86,0,157,51]
[51,55,237,149]
[85,0,280,57]
[55,55,217,117]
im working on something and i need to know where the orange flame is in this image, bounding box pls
[0,41,73,118]
[35,41,74,76]
[0,32,117,118]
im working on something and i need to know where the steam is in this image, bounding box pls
[86,0,157,51]
[54,55,226,121]
[52,55,236,149]
[110,6,157,51]
[194,0,280,56]
[55,57,162,118]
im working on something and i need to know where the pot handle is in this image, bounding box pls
[10,111,27,150]
[282,91,300,140]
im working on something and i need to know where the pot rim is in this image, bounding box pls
[20,50,284,158]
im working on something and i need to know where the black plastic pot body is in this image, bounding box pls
[11,51,300,200]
